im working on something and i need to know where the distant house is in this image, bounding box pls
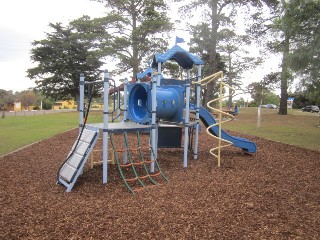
[91,103,104,110]
[52,100,76,110]
[5,102,35,111]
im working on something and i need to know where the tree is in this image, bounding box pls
[188,22,226,106]
[247,82,270,106]
[246,0,289,114]
[94,0,172,77]
[218,28,261,108]
[247,0,320,115]
[17,91,36,110]
[293,84,320,107]
[236,97,246,107]
[247,71,281,106]
[176,0,267,107]
[284,0,320,107]
[274,1,291,115]
[264,92,280,106]
[32,89,54,110]
[27,19,104,101]
[162,62,180,78]
[0,90,15,118]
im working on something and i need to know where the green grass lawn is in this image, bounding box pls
[222,107,320,151]
[0,111,103,156]
[1,108,319,157]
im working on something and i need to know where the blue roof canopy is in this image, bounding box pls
[136,67,153,79]
[152,45,204,69]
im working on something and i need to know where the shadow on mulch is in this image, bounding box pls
[1,127,319,239]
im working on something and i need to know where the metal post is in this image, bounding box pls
[123,78,129,164]
[150,73,157,172]
[103,70,109,184]
[79,73,85,133]
[123,78,128,121]
[116,90,121,120]
[157,62,161,86]
[183,70,191,167]
[194,65,202,160]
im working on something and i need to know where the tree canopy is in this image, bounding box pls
[17,90,36,110]
[93,0,172,77]
[247,0,320,114]
[25,0,319,108]
[176,0,266,107]
[27,1,172,100]
[27,19,106,100]
[0,89,15,118]
[284,0,320,106]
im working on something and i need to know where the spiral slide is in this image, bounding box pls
[197,106,257,153]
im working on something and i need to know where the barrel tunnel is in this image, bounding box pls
[127,83,185,124]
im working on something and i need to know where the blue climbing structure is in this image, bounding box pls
[57,43,257,192]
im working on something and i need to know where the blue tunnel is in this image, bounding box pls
[127,83,185,124]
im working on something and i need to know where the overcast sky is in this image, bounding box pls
[0,0,107,92]
[0,0,279,95]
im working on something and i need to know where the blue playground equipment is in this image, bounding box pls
[56,44,257,193]
[190,104,256,153]
[127,83,185,124]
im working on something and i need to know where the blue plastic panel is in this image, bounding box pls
[127,83,185,124]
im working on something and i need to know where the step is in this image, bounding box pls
[69,141,90,156]
[59,163,77,183]
[80,129,98,143]
[66,152,83,169]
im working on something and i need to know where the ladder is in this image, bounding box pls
[57,126,99,192]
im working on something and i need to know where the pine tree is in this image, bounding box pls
[27,19,104,100]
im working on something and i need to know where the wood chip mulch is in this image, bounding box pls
[1,127,319,239]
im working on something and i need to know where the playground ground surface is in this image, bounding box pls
[1,126,319,239]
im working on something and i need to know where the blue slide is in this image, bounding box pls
[193,105,257,153]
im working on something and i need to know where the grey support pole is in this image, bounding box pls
[154,62,162,159]
[79,73,85,133]
[123,77,128,164]
[183,70,191,167]
[157,62,161,86]
[116,92,121,119]
[194,65,202,160]
[123,78,128,122]
[103,70,109,184]
[150,73,157,172]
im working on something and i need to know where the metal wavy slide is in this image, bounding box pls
[195,105,257,153]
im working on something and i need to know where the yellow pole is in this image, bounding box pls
[192,71,235,167]
[217,77,224,167]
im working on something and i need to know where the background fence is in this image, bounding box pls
[3,109,77,117]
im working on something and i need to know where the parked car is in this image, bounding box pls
[260,104,279,109]
[301,105,319,113]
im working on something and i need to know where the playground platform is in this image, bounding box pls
[89,122,152,133]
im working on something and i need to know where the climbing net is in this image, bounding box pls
[109,131,168,194]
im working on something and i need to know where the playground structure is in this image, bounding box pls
[57,44,257,193]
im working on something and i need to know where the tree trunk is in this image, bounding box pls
[204,0,218,108]
[202,88,207,107]
[131,0,139,79]
[278,30,290,115]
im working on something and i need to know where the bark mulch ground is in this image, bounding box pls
[1,127,319,239]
